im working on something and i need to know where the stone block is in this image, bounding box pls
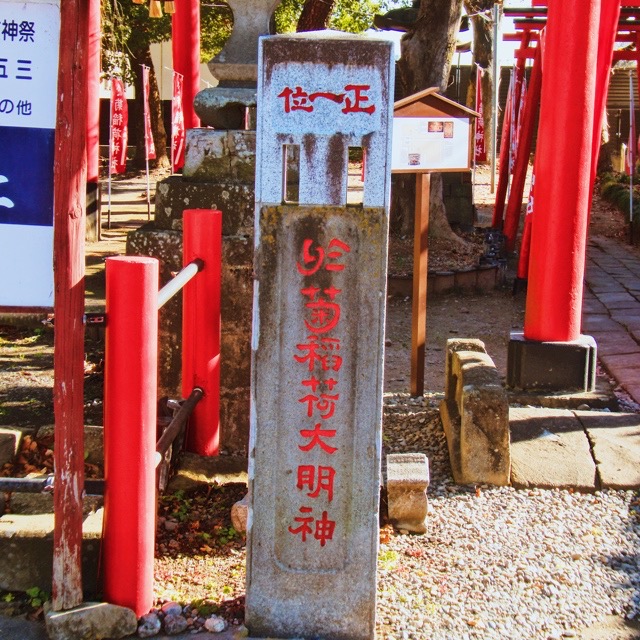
[127,226,252,453]
[386,453,429,534]
[454,267,477,291]
[36,424,103,466]
[476,264,497,291]
[443,338,486,402]
[0,510,102,593]
[218,391,250,455]
[440,342,510,485]
[155,176,254,236]
[167,452,247,493]
[0,427,21,467]
[231,492,249,533]
[507,331,597,393]
[433,271,455,294]
[45,602,137,640]
[194,88,258,129]
[183,129,256,183]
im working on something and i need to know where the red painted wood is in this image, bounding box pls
[86,0,100,184]
[52,0,89,612]
[491,85,512,228]
[503,39,543,253]
[183,210,221,455]
[524,0,600,342]
[103,256,158,617]
[172,0,200,131]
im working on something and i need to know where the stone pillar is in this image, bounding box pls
[246,33,394,639]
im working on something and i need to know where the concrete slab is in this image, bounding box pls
[166,453,248,493]
[509,407,597,491]
[575,411,640,489]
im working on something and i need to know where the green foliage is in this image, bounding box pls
[163,489,193,522]
[274,0,397,35]
[25,587,48,609]
[378,548,399,570]
[599,172,640,243]
[200,6,233,62]
[328,0,382,33]
[274,0,305,33]
[101,0,233,79]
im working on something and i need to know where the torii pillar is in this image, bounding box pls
[507,0,611,392]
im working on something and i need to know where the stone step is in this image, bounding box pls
[0,509,103,595]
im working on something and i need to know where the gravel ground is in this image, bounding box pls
[379,393,640,640]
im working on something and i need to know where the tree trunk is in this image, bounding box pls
[464,0,495,163]
[130,46,170,170]
[392,0,465,243]
[297,0,336,32]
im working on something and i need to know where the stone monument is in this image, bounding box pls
[127,0,281,454]
[246,32,394,639]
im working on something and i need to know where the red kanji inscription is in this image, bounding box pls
[299,393,339,419]
[294,336,342,372]
[299,423,338,454]
[297,465,336,501]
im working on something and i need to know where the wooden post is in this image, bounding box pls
[52,0,89,611]
[410,172,430,397]
[503,42,543,253]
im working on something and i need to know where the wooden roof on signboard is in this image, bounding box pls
[394,87,480,119]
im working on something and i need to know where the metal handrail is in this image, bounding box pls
[157,258,204,309]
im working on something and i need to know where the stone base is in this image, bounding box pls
[507,331,597,393]
[386,453,429,534]
[0,510,102,594]
[440,339,510,486]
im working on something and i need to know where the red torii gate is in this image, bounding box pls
[497,1,640,254]
[498,0,624,391]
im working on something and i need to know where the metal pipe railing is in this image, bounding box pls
[157,258,204,309]
[0,475,104,496]
[155,386,204,467]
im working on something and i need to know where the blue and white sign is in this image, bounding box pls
[0,0,59,308]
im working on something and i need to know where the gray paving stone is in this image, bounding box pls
[575,411,640,489]
[595,291,638,308]
[510,407,597,491]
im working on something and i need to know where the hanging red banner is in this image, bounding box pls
[110,77,128,174]
[142,65,156,161]
[474,66,486,163]
[172,71,185,171]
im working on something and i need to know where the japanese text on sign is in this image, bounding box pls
[288,237,351,548]
[1,20,35,42]
[278,85,375,115]
[0,2,60,130]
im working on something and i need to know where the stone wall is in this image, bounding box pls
[127,130,256,455]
